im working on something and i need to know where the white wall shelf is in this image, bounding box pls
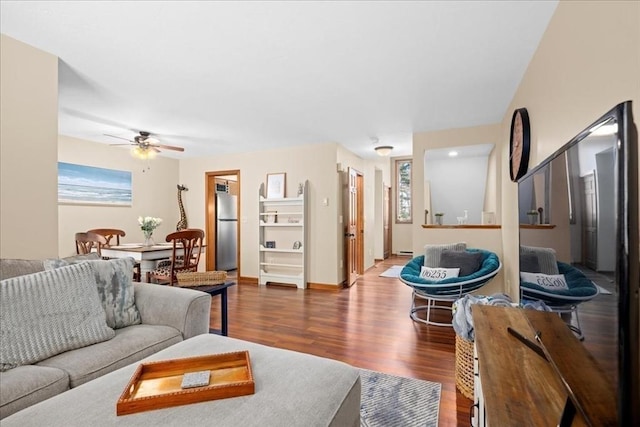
[258,180,308,289]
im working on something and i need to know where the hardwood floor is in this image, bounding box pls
[208,255,617,427]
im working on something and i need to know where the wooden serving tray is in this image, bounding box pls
[116,351,254,416]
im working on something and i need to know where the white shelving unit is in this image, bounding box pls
[258,180,308,288]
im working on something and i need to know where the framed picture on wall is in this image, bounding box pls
[266,173,286,199]
[57,162,132,206]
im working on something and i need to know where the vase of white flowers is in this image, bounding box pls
[138,216,162,246]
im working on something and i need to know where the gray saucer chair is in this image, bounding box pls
[400,249,502,326]
[520,261,599,340]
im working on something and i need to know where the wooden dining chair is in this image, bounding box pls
[147,229,205,286]
[87,228,141,281]
[87,228,126,246]
[75,232,108,256]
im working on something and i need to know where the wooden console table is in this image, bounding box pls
[472,305,616,426]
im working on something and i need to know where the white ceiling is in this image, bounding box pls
[0,1,557,160]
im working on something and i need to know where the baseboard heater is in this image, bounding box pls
[398,251,413,256]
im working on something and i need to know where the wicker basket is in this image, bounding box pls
[175,271,227,288]
[455,334,475,400]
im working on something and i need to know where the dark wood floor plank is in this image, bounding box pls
[208,255,614,427]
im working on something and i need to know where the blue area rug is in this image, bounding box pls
[360,369,441,427]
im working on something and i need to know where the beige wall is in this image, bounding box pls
[500,0,640,299]
[177,142,387,286]
[57,136,180,257]
[180,142,343,286]
[0,34,58,259]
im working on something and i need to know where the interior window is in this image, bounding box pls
[396,159,412,223]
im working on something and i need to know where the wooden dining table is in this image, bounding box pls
[100,243,206,282]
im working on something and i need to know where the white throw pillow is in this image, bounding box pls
[520,271,569,291]
[420,266,460,281]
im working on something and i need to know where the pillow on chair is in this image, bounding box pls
[520,246,559,275]
[424,242,467,267]
[439,250,483,276]
[419,266,460,281]
[519,253,541,273]
[520,271,569,291]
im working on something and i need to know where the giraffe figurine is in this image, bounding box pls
[176,185,189,231]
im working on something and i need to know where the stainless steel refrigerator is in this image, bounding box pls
[215,192,237,271]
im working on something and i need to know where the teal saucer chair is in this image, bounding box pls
[520,261,599,340]
[400,249,502,327]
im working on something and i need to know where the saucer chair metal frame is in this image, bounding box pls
[400,249,502,327]
[520,261,599,340]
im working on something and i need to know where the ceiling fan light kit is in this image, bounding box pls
[374,145,394,156]
[131,145,157,160]
[106,131,185,160]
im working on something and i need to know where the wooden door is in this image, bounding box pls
[345,168,358,287]
[383,185,391,259]
[356,172,364,274]
[582,173,597,269]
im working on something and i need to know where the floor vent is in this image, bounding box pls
[398,251,413,256]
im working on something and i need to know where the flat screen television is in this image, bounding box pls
[517,101,638,425]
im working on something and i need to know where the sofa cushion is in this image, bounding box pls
[0,365,69,419]
[62,253,102,263]
[0,263,115,372]
[0,259,44,280]
[85,258,141,329]
[46,258,141,329]
[37,324,182,387]
[43,253,102,271]
[424,242,467,267]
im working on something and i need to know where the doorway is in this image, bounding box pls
[205,170,241,278]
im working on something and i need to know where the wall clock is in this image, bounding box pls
[509,107,531,182]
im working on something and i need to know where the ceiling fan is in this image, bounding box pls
[105,131,185,156]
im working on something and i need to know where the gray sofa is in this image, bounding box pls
[1,256,361,426]
[0,257,212,419]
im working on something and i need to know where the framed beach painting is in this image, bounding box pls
[58,162,132,206]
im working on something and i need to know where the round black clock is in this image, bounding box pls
[509,107,531,182]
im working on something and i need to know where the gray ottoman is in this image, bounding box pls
[2,334,361,426]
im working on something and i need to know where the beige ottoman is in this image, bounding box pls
[2,334,361,426]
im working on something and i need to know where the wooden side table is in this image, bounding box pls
[192,281,236,336]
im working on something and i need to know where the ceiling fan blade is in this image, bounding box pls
[109,143,135,146]
[104,134,134,142]
[152,147,161,153]
[152,144,185,152]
